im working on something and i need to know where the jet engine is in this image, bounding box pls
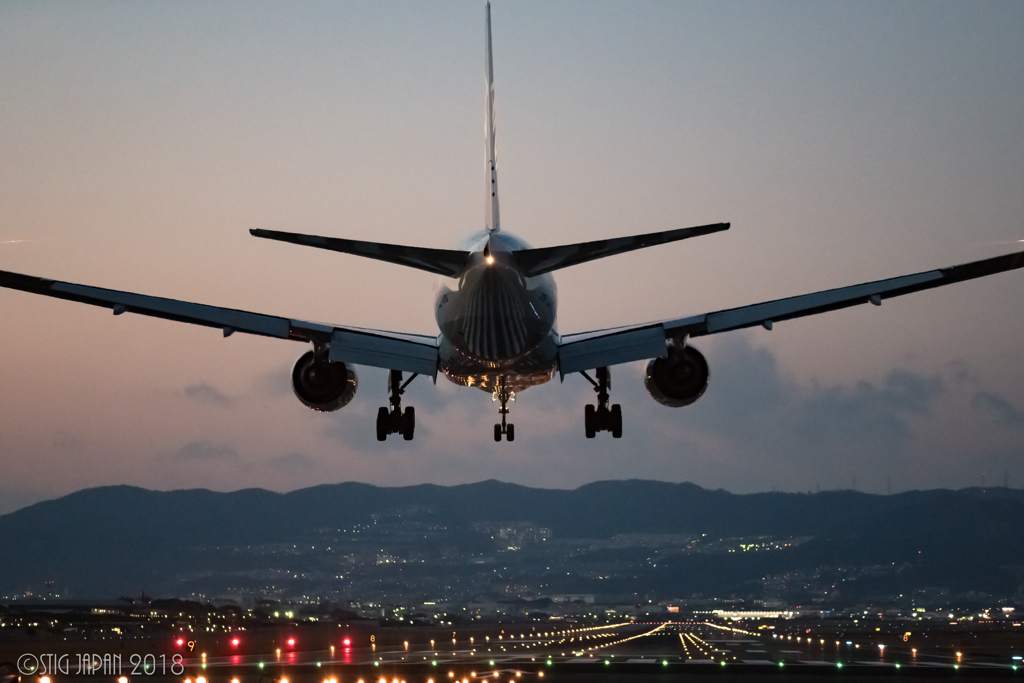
[292,350,358,412]
[645,343,709,408]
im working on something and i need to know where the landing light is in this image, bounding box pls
[486,256,494,265]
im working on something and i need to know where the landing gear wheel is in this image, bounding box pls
[376,406,389,442]
[377,370,419,441]
[494,424,502,442]
[506,423,515,442]
[402,406,415,441]
[583,367,622,438]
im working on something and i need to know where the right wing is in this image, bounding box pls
[0,269,440,377]
[557,249,1024,376]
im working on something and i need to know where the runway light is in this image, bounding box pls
[344,638,351,646]
[837,663,843,669]
[119,677,128,683]
[197,678,207,683]
[177,639,185,646]
[288,638,296,647]
[232,638,240,647]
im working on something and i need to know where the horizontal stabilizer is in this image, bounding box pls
[513,222,729,277]
[250,229,470,278]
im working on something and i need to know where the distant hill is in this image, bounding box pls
[1,480,1023,601]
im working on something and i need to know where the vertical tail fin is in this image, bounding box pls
[484,2,500,233]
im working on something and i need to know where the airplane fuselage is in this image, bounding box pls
[435,230,559,393]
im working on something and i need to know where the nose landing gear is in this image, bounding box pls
[493,376,515,442]
[376,370,417,441]
[582,366,622,438]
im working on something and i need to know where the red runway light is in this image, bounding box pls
[232,638,240,647]
[177,639,185,647]
[343,638,351,646]
[288,638,296,647]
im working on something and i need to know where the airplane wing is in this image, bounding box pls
[557,249,1024,376]
[0,269,440,377]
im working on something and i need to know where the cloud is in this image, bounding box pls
[172,440,237,462]
[972,391,1024,429]
[183,382,234,406]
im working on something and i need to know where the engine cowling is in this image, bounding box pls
[292,351,358,412]
[645,344,709,408]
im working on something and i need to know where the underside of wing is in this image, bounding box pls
[558,249,1024,375]
[0,268,439,377]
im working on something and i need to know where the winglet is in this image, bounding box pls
[484,2,500,233]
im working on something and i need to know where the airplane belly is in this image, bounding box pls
[438,332,558,393]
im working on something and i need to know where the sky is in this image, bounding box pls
[1,0,1023,514]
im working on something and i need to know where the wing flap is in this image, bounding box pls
[330,329,438,377]
[558,325,666,376]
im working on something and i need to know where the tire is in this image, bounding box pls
[585,404,596,438]
[506,423,515,442]
[376,406,389,441]
[402,406,415,441]
[494,424,502,442]
[611,404,622,438]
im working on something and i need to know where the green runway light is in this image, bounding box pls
[432,661,437,666]
[258,663,264,669]
[317,663,321,667]
[896,663,901,669]
[779,662,784,667]
[374,663,379,667]
[546,660,552,666]
[837,663,843,669]
[662,660,668,666]
[489,661,494,666]
[720,661,725,667]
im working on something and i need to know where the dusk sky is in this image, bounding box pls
[2,0,1023,514]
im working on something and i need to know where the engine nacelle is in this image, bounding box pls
[645,343,709,408]
[292,351,358,412]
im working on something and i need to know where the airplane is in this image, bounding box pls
[1,3,1023,443]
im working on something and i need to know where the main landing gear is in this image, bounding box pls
[493,375,515,442]
[376,370,417,441]
[581,366,622,438]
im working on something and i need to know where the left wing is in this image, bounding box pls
[0,269,439,377]
[557,249,1024,376]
